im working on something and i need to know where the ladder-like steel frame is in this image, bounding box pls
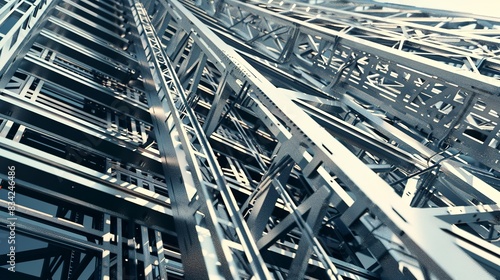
[0,0,498,279]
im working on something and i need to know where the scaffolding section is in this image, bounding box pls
[0,0,499,279]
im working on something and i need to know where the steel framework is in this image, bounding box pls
[0,0,499,279]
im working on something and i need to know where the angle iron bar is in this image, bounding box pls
[0,137,173,216]
[227,108,268,171]
[341,93,500,205]
[115,218,124,278]
[155,0,496,278]
[153,230,171,280]
[18,55,150,120]
[0,90,161,174]
[60,0,126,28]
[292,97,422,170]
[45,16,136,61]
[0,215,104,253]
[271,181,342,279]
[0,200,104,239]
[73,0,127,19]
[52,5,127,44]
[1,170,174,234]
[101,214,112,279]
[2,84,143,146]
[241,154,294,224]
[131,1,272,278]
[35,29,138,76]
[139,226,152,279]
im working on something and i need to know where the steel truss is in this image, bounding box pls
[0,0,499,279]
[0,0,180,278]
[190,0,500,170]
[146,0,500,278]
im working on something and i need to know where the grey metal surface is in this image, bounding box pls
[191,0,500,171]
[0,0,498,279]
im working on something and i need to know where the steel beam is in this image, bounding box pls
[155,0,500,278]
[190,0,500,170]
[1,0,498,278]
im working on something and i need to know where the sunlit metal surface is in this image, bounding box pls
[0,0,498,279]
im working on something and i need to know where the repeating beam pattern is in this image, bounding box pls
[191,0,500,170]
[0,0,498,279]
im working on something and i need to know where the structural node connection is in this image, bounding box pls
[0,0,499,279]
